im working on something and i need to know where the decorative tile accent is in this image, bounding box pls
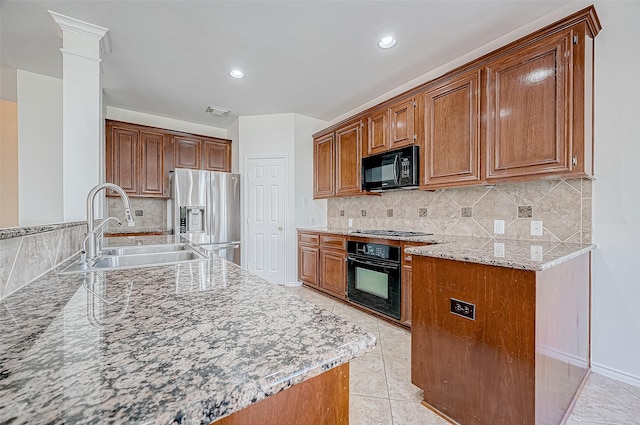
[386,209,393,217]
[518,205,533,218]
[461,207,472,218]
[340,210,345,217]
[418,208,428,217]
[361,209,367,217]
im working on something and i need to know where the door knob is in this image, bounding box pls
[278,226,283,230]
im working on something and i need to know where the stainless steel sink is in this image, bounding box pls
[58,244,207,274]
[101,244,188,256]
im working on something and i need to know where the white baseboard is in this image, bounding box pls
[592,362,640,389]
[283,281,302,287]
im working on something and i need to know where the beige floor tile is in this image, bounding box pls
[350,394,393,425]
[383,355,423,402]
[389,399,450,425]
[350,352,389,399]
[566,414,583,425]
[571,373,640,425]
[613,378,640,400]
[286,286,336,311]
[378,321,411,356]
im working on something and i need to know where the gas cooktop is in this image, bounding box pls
[350,229,433,237]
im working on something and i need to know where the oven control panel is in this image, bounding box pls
[347,241,400,262]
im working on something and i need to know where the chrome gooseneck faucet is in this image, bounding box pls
[85,183,135,260]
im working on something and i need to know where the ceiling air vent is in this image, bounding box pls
[205,105,230,116]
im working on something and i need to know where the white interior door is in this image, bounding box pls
[246,157,286,284]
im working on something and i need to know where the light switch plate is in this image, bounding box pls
[493,242,505,257]
[531,220,543,236]
[494,219,505,234]
[348,218,353,227]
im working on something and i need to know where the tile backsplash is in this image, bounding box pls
[107,197,167,232]
[328,178,592,244]
[0,224,85,300]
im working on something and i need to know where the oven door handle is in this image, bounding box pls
[347,255,400,269]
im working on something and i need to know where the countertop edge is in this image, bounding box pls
[0,221,86,240]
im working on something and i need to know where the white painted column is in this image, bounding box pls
[50,11,110,221]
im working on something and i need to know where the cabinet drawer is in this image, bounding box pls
[299,232,320,246]
[320,234,346,250]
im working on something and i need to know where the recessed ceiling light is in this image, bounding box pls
[229,69,245,79]
[378,36,397,49]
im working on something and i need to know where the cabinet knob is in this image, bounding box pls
[278,226,283,230]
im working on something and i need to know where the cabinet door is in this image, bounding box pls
[389,98,415,150]
[365,108,388,157]
[319,249,346,299]
[173,136,201,169]
[402,265,412,327]
[313,133,335,198]
[485,30,572,181]
[422,70,481,188]
[106,125,138,195]
[299,245,319,287]
[139,131,166,197]
[335,121,362,196]
[202,139,231,172]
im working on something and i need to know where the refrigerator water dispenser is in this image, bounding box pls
[179,206,206,233]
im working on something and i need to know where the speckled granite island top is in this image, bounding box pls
[0,236,376,424]
[299,227,596,271]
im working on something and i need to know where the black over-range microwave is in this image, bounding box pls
[362,145,419,191]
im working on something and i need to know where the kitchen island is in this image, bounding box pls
[407,238,595,425]
[0,236,376,424]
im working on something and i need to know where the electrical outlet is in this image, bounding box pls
[530,245,543,261]
[309,216,315,225]
[348,218,353,227]
[494,219,505,234]
[493,242,505,257]
[302,197,309,207]
[531,220,543,236]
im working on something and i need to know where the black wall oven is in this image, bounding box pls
[347,241,401,320]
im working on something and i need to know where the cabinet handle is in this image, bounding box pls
[572,155,578,166]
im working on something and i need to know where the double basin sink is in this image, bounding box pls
[59,243,207,274]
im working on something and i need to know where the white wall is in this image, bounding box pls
[293,114,327,228]
[238,114,296,284]
[16,70,63,226]
[106,106,228,139]
[227,118,240,173]
[590,0,640,386]
[238,113,326,285]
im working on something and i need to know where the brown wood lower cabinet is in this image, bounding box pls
[214,363,349,425]
[298,245,319,288]
[319,249,346,299]
[411,254,590,425]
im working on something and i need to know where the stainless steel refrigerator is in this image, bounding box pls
[171,168,241,265]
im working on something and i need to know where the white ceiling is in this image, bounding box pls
[1,0,576,129]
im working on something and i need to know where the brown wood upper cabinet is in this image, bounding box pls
[364,98,416,157]
[485,28,579,181]
[173,135,231,172]
[421,70,481,189]
[313,120,363,199]
[106,120,169,198]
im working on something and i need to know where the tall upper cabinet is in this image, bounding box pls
[484,24,593,181]
[421,70,481,188]
[313,119,363,199]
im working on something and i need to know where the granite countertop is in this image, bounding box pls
[0,236,376,424]
[298,227,596,271]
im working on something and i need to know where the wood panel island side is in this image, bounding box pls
[408,241,593,425]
